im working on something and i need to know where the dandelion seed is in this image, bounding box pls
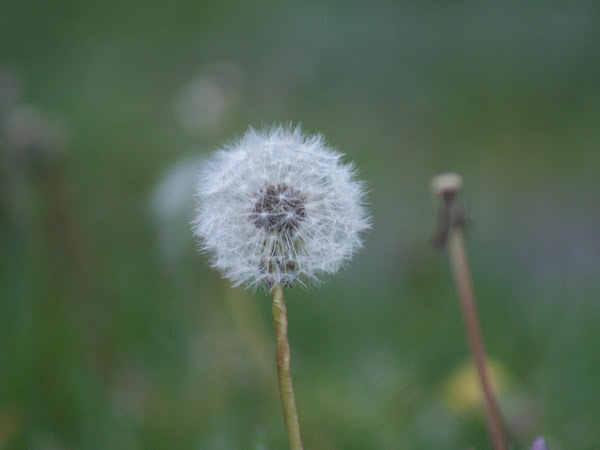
[192,124,370,290]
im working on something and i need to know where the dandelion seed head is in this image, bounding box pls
[192,124,370,290]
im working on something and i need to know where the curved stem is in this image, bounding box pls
[271,283,303,450]
[448,229,507,450]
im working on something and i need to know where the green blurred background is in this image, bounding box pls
[1,0,599,448]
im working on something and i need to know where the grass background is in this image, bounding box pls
[1,0,599,448]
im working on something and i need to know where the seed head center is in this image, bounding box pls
[251,183,306,232]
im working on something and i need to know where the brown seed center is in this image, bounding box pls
[251,183,306,232]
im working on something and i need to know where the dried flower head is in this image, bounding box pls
[430,172,463,196]
[192,124,370,289]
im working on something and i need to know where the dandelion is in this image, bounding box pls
[192,124,370,449]
[192,124,369,290]
[150,155,205,266]
[431,173,507,450]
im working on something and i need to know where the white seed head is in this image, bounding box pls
[150,154,205,265]
[192,124,370,290]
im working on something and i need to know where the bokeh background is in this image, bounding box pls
[2,0,599,448]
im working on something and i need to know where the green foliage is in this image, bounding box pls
[1,1,599,447]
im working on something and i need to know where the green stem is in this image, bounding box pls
[271,283,303,450]
[447,228,507,450]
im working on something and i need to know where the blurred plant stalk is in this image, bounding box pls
[271,283,303,450]
[431,173,507,450]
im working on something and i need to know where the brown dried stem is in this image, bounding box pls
[432,173,507,450]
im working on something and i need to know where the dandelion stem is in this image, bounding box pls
[431,173,507,450]
[271,283,303,450]
[448,227,507,450]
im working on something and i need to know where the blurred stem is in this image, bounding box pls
[446,215,507,450]
[271,283,303,450]
[43,164,91,289]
